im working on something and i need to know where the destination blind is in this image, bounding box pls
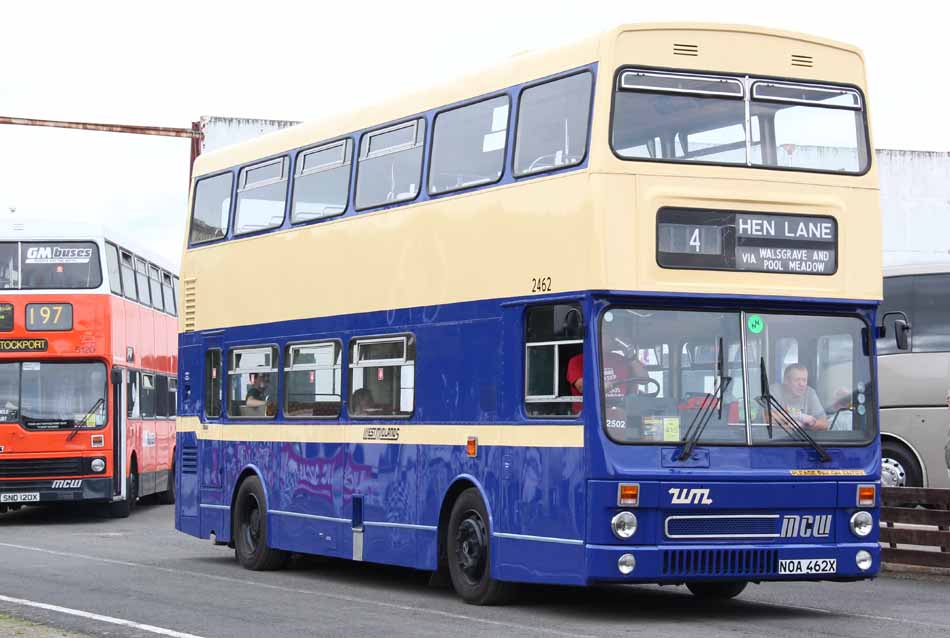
[656,208,837,275]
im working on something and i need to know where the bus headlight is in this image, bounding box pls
[855,550,873,571]
[850,511,873,537]
[90,458,106,473]
[611,511,638,539]
[618,553,636,575]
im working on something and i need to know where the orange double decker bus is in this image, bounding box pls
[0,218,178,517]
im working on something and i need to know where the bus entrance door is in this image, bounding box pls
[110,367,128,502]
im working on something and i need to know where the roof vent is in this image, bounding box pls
[791,54,814,68]
[183,277,197,332]
[673,43,699,57]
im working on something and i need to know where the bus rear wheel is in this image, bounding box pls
[686,581,747,600]
[446,488,512,605]
[233,476,288,571]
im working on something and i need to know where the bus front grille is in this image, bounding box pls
[662,549,779,577]
[0,457,84,478]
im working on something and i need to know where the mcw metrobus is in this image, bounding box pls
[176,24,887,603]
[0,219,179,517]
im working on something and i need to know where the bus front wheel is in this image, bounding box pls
[233,476,288,571]
[686,581,747,600]
[446,488,512,605]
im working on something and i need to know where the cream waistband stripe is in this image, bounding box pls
[176,417,584,448]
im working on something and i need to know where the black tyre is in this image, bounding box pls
[158,457,176,505]
[233,475,288,571]
[109,466,138,518]
[686,581,747,600]
[446,488,513,605]
[881,439,922,488]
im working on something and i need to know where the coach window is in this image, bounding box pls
[228,346,278,419]
[204,349,222,419]
[161,273,176,316]
[514,72,593,177]
[429,95,509,195]
[348,336,415,418]
[355,119,426,210]
[190,172,233,244]
[135,258,151,306]
[524,304,583,417]
[155,375,169,418]
[285,341,342,418]
[141,373,156,418]
[119,251,137,301]
[234,157,289,235]
[148,265,164,312]
[292,140,351,223]
[105,242,123,295]
[168,378,178,417]
[127,370,140,419]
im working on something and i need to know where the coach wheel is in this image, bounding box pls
[158,456,176,505]
[446,488,512,605]
[686,581,747,600]
[881,440,922,488]
[233,476,288,571]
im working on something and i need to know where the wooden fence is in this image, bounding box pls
[880,487,950,569]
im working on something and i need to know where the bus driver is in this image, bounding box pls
[566,351,651,414]
[770,363,829,430]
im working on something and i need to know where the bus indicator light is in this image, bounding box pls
[467,437,478,457]
[857,485,876,507]
[618,483,639,507]
[91,435,105,448]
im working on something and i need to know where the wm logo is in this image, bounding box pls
[668,487,713,505]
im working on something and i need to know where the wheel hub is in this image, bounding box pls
[456,512,487,582]
[881,457,907,488]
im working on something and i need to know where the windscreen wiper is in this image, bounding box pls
[756,357,831,462]
[66,398,104,442]
[678,337,732,461]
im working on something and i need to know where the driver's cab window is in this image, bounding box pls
[524,304,583,417]
[514,72,593,177]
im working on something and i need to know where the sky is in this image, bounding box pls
[1,0,947,268]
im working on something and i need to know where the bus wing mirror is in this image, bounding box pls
[894,319,911,351]
[878,311,911,350]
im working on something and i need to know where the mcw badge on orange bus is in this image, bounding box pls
[657,208,837,275]
[0,338,48,352]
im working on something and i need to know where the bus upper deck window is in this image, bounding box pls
[355,120,426,210]
[190,172,234,244]
[292,140,351,224]
[524,304,583,417]
[514,72,592,177]
[235,157,290,236]
[430,95,509,195]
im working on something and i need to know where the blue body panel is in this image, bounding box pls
[175,290,881,585]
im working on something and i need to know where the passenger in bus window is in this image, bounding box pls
[770,363,829,430]
[350,388,375,416]
[245,373,274,415]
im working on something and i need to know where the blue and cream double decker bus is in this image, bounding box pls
[175,23,887,603]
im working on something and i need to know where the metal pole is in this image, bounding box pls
[0,116,199,140]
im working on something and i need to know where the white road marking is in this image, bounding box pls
[0,593,206,638]
[0,542,595,638]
